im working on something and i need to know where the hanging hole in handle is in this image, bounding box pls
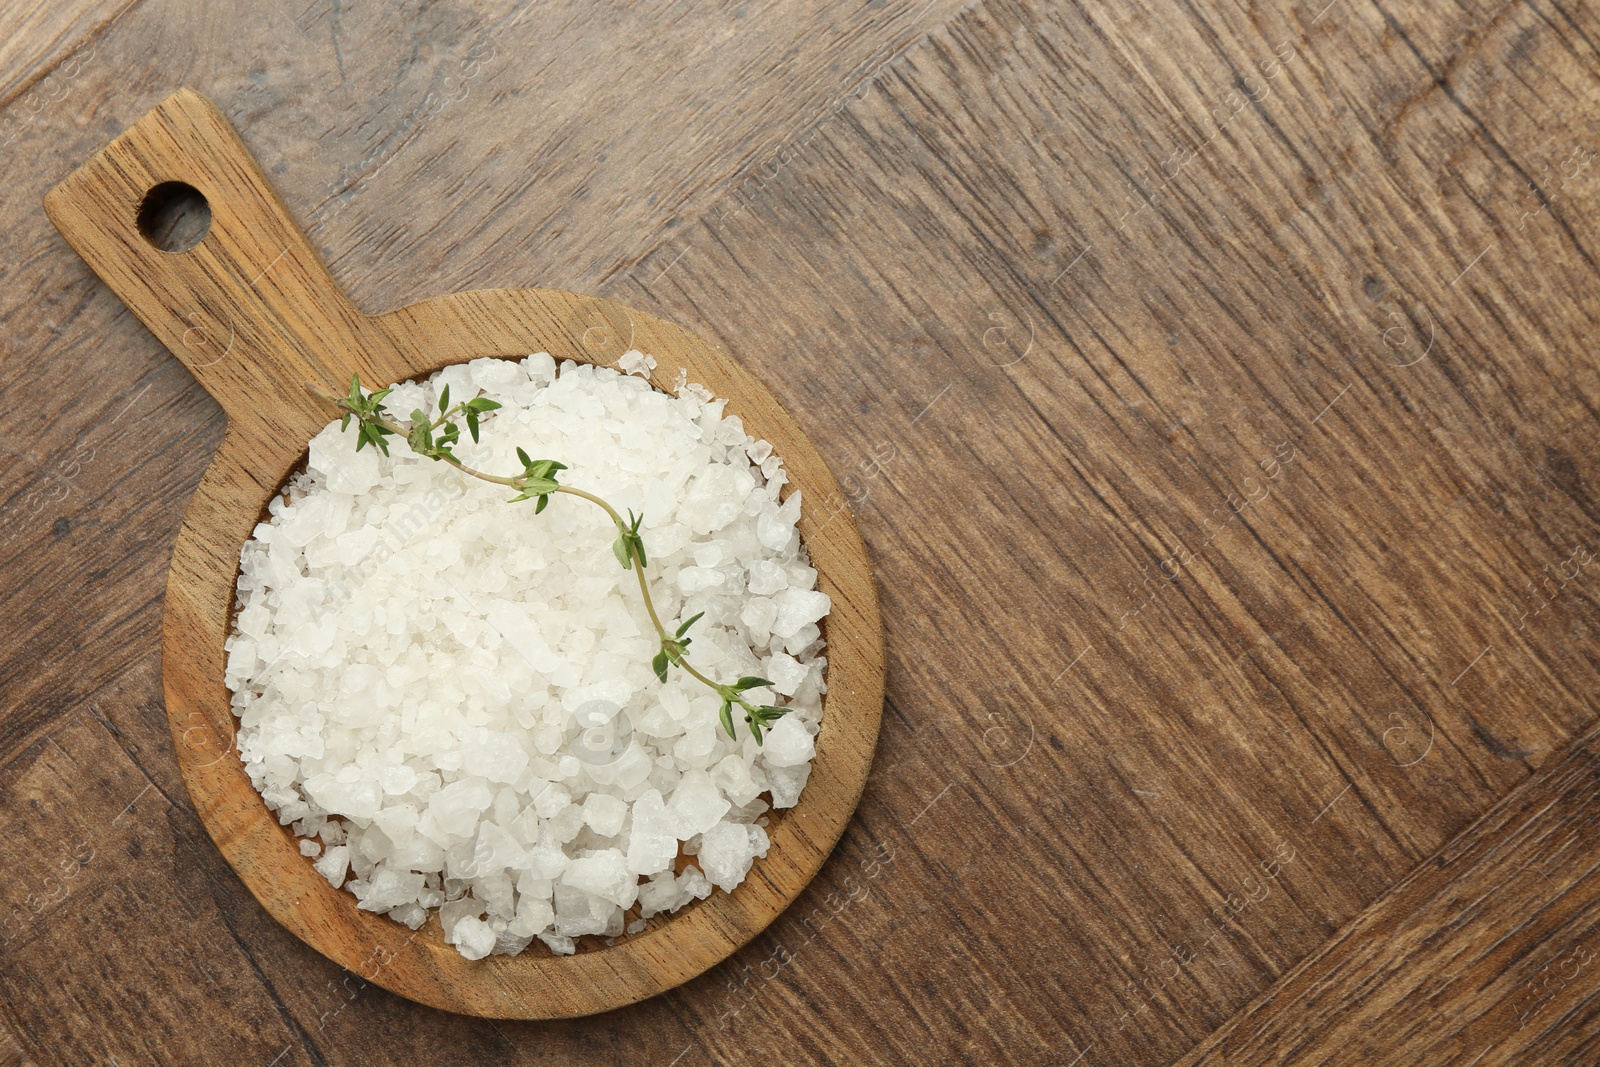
[137,181,211,253]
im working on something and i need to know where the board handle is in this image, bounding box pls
[43,88,381,431]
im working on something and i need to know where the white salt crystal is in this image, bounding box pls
[673,723,718,768]
[741,597,778,641]
[461,730,530,784]
[762,716,816,767]
[303,774,383,820]
[766,763,812,809]
[524,352,557,383]
[509,894,555,937]
[626,789,679,876]
[539,931,576,956]
[747,560,788,596]
[764,652,809,696]
[681,467,750,534]
[470,356,523,392]
[771,589,831,639]
[697,823,770,892]
[756,507,794,552]
[479,871,516,919]
[493,928,535,956]
[524,840,570,880]
[677,566,728,595]
[783,623,822,657]
[309,426,384,495]
[485,600,567,675]
[582,792,627,837]
[712,755,762,807]
[473,822,527,873]
[356,868,426,911]
[314,845,350,888]
[534,784,572,819]
[677,864,713,904]
[440,896,484,942]
[372,800,417,837]
[553,884,617,937]
[428,777,494,837]
[617,349,657,377]
[598,745,655,791]
[561,849,638,908]
[636,870,679,917]
[452,915,497,961]
[379,762,418,796]
[548,803,585,844]
[668,769,731,837]
[387,834,441,874]
[636,702,684,740]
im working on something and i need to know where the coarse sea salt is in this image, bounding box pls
[225,353,828,959]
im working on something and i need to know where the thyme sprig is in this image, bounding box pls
[323,374,790,744]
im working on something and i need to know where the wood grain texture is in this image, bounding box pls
[0,0,130,110]
[1176,724,1600,1066]
[42,88,884,1018]
[621,3,1600,1061]
[3,0,1600,1061]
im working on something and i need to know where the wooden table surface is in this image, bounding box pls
[3,0,1600,1064]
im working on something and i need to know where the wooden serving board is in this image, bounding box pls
[39,88,884,1019]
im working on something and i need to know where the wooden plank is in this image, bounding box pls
[1177,724,1600,1065]
[0,0,132,109]
[0,712,304,1066]
[0,1020,36,1067]
[611,0,1600,1061]
[1,0,1599,1059]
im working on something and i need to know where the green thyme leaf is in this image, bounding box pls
[508,478,561,504]
[624,510,648,567]
[523,459,567,481]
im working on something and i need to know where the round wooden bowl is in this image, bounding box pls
[43,89,884,1018]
